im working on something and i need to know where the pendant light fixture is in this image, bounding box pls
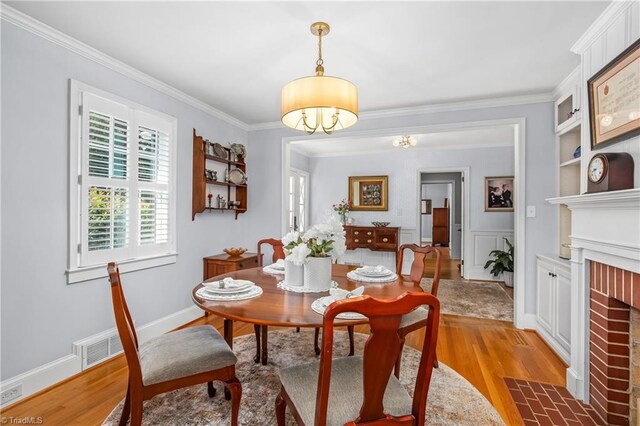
[281,22,358,135]
[393,135,418,149]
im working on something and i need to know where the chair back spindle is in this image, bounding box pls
[396,244,442,296]
[257,238,286,267]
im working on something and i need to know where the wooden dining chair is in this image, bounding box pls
[395,244,442,376]
[257,238,286,267]
[107,262,242,426]
[275,292,440,426]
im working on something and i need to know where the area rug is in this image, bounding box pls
[104,330,503,425]
[421,278,513,321]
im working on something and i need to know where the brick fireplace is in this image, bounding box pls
[589,261,640,424]
[549,189,640,425]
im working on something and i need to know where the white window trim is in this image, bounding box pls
[67,80,178,284]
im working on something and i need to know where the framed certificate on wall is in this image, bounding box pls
[588,38,640,149]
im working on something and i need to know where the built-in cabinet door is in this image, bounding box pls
[554,266,572,352]
[536,261,554,334]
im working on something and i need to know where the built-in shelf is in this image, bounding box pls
[560,158,581,168]
[205,154,245,167]
[546,188,640,208]
[206,179,247,188]
[205,207,248,212]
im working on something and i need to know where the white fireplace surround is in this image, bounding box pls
[548,188,640,402]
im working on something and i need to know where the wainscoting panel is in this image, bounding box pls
[465,229,514,281]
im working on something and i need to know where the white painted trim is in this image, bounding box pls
[552,66,581,98]
[67,252,178,284]
[0,306,202,408]
[466,229,515,281]
[570,1,636,54]
[536,324,571,364]
[249,93,552,131]
[0,4,247,130]
[547,188,640,209]
[297,139,514,159]
[522,313,538,330]
[513,118,527,329]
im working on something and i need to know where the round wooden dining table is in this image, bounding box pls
[191,264,422,365]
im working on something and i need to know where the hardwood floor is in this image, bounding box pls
[2,313,565,425]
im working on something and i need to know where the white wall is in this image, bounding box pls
[290,149,310,172]
[308,146,513,232]
[0,23,252,380]
[247,102,557,316]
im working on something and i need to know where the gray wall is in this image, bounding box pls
[248,103,557,317]
[290,149,310,172]
[422,172,463,224]
[1,23,251,379]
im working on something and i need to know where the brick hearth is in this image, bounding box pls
[589,261,640,425]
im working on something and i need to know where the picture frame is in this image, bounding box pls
[485,176,514,212]
[348,175,388,211]
[421,199,432,215]
[587,38,640,149]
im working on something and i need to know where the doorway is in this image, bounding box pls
[419,171,465,277]
[287,168,309,233]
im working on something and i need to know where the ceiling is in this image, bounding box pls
[7,1,608,125]
[291,125,514,156]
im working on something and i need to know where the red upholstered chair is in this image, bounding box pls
[257,238,286,267]
[395,244,442,375]
[275,292,440,426]
[107,262,241,426]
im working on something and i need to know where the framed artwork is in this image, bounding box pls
[588,38,640,149]
[485,176,514,212]
[421,199,432,215]
[348,175,388,211]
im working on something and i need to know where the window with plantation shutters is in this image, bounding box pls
[71,85,177,275]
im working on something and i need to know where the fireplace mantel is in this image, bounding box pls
[547,188,640,405]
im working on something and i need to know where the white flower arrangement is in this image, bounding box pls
[282,213,346,265]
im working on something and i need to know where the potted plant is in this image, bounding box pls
[483,238,514,287]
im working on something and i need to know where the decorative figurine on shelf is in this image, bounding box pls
[207,192,213,208]
[216,194,224,209]
[224,169,230,183]
[230,143,246,163]
[210,170,218,181]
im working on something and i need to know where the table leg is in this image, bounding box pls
[347,325,355,356]
[261,325,268,365]
[253,324,261,363]
[223,318,233,350]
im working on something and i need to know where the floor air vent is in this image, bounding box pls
[73,330,123,370]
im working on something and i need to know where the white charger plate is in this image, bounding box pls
[311,296,366,320]
[196,286,262,301]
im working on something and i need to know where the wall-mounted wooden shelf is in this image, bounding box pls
[192,129,247,220]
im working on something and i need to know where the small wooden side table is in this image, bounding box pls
[202,252,261,281]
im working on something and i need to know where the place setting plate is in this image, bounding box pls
[263,259,285,275]
[311,287,367,320]
[196,279,263,301]
[347,265,398,283]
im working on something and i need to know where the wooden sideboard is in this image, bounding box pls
[203,252,261,280]
[344,226,399,253]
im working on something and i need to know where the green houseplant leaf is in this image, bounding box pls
[483,238,514,277]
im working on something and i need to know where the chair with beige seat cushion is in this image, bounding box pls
[107,262,241,426]
[395,244,442,376]
[275,292,440,426]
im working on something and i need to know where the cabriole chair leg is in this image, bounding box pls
[275,389,287,426]
[207,381,216,397]
[226,378,242,426]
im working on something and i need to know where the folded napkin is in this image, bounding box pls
[357,265,390,274]
[204,277,255,290]
[329,286,365,301]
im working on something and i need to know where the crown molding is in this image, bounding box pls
[0,4,249,131]
[571,1,636,55]
[552,65,581,98]
[247,92,553,131]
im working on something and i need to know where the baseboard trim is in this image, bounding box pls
[0,305,203,408]
[520,313,538,330]
[566,367,585,401]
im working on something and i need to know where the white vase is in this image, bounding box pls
[304,257,332,291]
[284,259,304,287]
[502,271,514,288]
